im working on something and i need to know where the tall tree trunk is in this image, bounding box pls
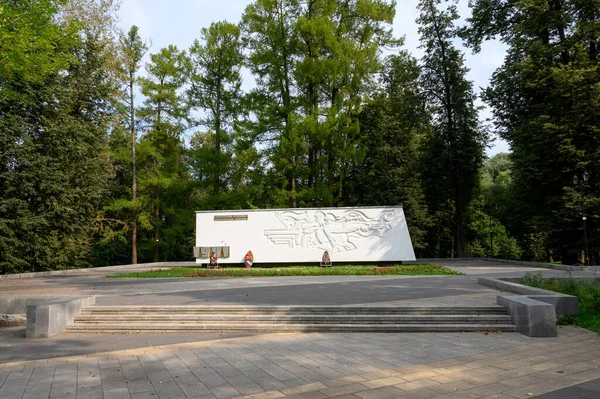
[130,75,137,265]
[338,116,350,199]
[154,189,159,262]
[215,79,222,196]
[454,193,466,257]
[291,170,297,208]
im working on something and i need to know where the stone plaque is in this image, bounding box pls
[194,246,230,258]
[214,215,248,221]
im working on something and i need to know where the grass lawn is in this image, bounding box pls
[106,264,462,278]
[520,273,600,334]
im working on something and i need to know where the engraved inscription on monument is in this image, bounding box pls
[214,215,248,221]
[264,210,394,253]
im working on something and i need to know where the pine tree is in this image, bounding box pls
[417,0,487,257]
[188,21,244,199]
[138,45,190,261]
[116,25,149,264]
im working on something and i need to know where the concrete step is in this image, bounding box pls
[81,305,508,315]
[68,305,516,334]
[73,314,513,325]
[66,323,518,333]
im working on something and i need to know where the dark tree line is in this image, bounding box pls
[1,0,598,273]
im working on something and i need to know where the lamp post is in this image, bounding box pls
[573,170,590,266]
[154,238,159,262]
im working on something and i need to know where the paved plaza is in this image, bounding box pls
[1,259,600,398]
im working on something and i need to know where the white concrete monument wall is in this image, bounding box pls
[195,206,415,264]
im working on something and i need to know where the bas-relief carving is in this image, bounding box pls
[264,210,394,253]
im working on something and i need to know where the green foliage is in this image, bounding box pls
[348,54,432,255]
[466,211,522,259]
[188,21,243,197]
[0,0,116,273]
[4,0,600,273]
[519,272,545,289]
[242,0,398,207]
[106,264,462,278]
[469,153,523,259]
[464,0,600,264]
[95,24,149,265]
[417,0,488,258]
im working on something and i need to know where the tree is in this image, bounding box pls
[417,0,487,257]
[348,53,432,254]
[138,45,190,262]
[0,0,116,273]
[463,0,600,263]
[116,25,149,264]
[188,21,243,198]
[241,0,303,207]
[466,153,523,260]
[242,0,398,207]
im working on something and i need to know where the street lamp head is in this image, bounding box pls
[583,170,589,183]
[573,175,579,185]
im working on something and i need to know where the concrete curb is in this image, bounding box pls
[479,277,579,316]
[0,295,95,314]
[480,258,600,272]
[479,277,579,337]
[0,261,197,280]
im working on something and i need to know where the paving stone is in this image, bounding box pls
[463,382,512,397]
[103,387,134,399]
[151,379,185,399]
[401,370,441,382]
[125,379,155,394]
[319,382,370,397]
[21,383,52,399]
[99,359,122,369]
[428,380,476,394]
[499,374,546,388]
[50,370,77,398]
[324,375,368,388]
[280,377,308,388]
[286,391,328,399]
[191,370,227,388]
[464,372,513,386]
[225,374,264,396]
[361,376,405,389]
[237,366,287,391]
[179,382,213,397]
[209,382,242,399]
[396,378,441,392]
[6,367,33,380]
[354,385,407,399]
[76,386,104,399]
[130,391,161,399]
[280,381,329,396]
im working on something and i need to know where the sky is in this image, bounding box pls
[116,0,510,156]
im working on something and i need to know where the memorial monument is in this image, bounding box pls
[194,206,415,264]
